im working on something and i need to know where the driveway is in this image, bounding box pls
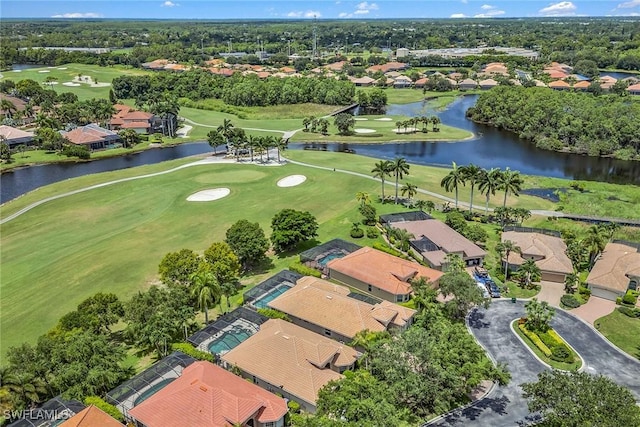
[536,280,565,307]
[428,300,640,426]
[570,296,616,324]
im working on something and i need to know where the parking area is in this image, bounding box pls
[570,296,616,324]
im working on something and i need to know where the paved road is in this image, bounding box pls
[429,300,640,426]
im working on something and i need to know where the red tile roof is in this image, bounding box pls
[129,361,287,427]
[59,405,122,427]
[63,125,117,145]
[548,80,571,88]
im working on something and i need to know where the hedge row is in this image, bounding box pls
[289,261,322,278]
[618,306,640,318]
[372,242,405,258]
[171,343,215,362]
[84,396,124,422]
[561,294,581,308]
[519,323,552,357]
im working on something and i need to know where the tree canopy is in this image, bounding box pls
[158,248,203,285]
[225,219,270,270]
[270,209,319,253]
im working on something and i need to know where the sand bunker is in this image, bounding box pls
[63,82,81,87]
[277,175,306,187]
[187,188,230,201]
[57,67,68,70]
[375,117,393,121]
[354,128,376,134]
[38,70,50,73]
[393,127,418,134]
[354,117,368,121]
[12,70,22,73]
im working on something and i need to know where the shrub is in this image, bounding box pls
[288,400,301,413]
[257,308,291,321]
[171,343,215,362]
[616,296,623,305]
[61,144,90,159]
[139,134,149,141]
[537,330,562,349]
[618,306,640,318]
[519,323,552,357]
[350,227,365,238]
[622,290,638,306]
[289,261,321,277]
[578,286,591,297]
[372,241,403,257]
[550,344,574,363]
[366,226,380,239]
[561,294,581,309]
[83,396,124,422]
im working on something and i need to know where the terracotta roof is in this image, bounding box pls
[63,124,118,145]
[628,83,640,92]
[414,77,429,86]
[113,104,132,116]
[0,94,27,112]
[352,76,376,85]
[479,78,499,87]
[459,78,478,87]
[0,125,34,140]
[267,276,416,339]
[59,405,121,427]
[324,61,346,71]
[501,231,573,275]
[599,75,617,83]
[280,66,296,74]
[587,242,640,293]
[257,71,271,79]
[548,80,571,88]
[544,69,568,79]
[129,361,287,427]
[572,80,591,89]
[120,122,150,129]
[122,111,153,120]
[221,319,359,407]
[327,247,443,296]
[210,68,235,77]
[394,220,487,266]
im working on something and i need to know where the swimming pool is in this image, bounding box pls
[134,378,175,406]
[252,284,292,309]
[317,252,344,266]
[207,324,255,354]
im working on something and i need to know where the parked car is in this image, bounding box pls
[477,282,490,298]
[485,280,501,298]
[474,266,489,279]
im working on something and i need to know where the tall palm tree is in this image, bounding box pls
[496,240,522,280]
[391,157,411,204]
[461,164,483,213]
[499,167,524,208]
[414,199,435,213]
[371,160,393,202]
[217,118,234,151]
[517,259,541,289]
[190,271,220,325]
[207,129,225,156]
[583,225,607,269]
[430,115,441,132]
[440,161,465,209]
[0,99,17,119]
[219,281,238,314]
[247,135,258,162]
[400,182,418,203]
[478,168,502,215]
[275,138,287,163]
[564,272,580,294]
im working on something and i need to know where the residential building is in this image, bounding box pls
[391,219,486,270]
[351,76,376,87]
[458,78,478,90]
[586,241,640,301]
[548,80,571,90]
[628,83,640,95]
[109,105,158,134]
[479,78,499,90]
[267,276,416,342]
[0,125,34,148]
[60,405,122,427]
[393,75,413,88]
[327,247,443,302]
[128,361,287,427]
[501,229,573,283]
[221,319,359,412]
[62,124,120,150]
[572,80,591,91]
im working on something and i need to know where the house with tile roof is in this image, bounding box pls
[548,80,571,90]
[586,241,640,301]
[59,405,122,427]
[458,78,478,90]
[327,247,443,302]
[479,78,499,90]
[392,219,487,271]
[572,80,591,91]
[501,230,573,283]
[628,83,640,95]
[221,319,360,413]
[0,125,34,148]
[62,124,120,150]
[351,76,376,87]
[128,361,287,427]
[109,105,159,134]
[267,276,416,343]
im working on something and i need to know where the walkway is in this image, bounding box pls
[536,280,565,307]
[427,300,640,426]
[570,296,617,324]
[181,118,286,135]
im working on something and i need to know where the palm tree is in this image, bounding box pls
[217,118,234,151]
[219,281,238,314]
[564,272,580,294]
[440,161,465,209]
[461,164,483,213]
[247,135,258,162]
[355,191,371,206]
[207,130,225,156]
[498,167,524,208]
[0,99,17,119]
[400,182,418,203]
[414,199,435,213]
[517,259,541,289]
[583,225,607,269]
[496,240,522,280]
[371,160,392,202]
[275,138,287,163]
[391,157,410,204]
[478,168,502,215]
[190,271,220,325]
[430,115,441,132]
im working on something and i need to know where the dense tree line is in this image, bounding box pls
[467,86,640,159]
[112,70,355,107]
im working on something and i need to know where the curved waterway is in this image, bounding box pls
[2,96,639,204]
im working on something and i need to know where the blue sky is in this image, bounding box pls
[2,1,640,19]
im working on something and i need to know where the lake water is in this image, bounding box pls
[2,95,639,204]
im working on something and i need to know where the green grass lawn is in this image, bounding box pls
[595,309,640,360]
[1,63,150,101]
[504,282,541,299]
[512,320,582,371]
[0,157,413,360]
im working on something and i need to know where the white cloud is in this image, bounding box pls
[616,0,640,8]
[461,0,468,4]
[51,12,102,18]
[288,10,321,18]
[305,10,321,18]
[354,9,370,15]
[162,1,177,7]
[356,2,379,11]
[287,11,302,17]
[338,12,351,18]
[481,4,495,10]
[475,9,505,17]
[450,13,468,18]
[539,1,577,16]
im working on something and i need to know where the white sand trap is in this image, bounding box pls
[63,82,81,87]
[38,70,50,73]
[187,188,230,202]
[393,127,418,134]
[47,82,59,85]
[57,67,68,70]
[12,70,22,73]
[354,128,376,134]
[375,117,393,121]
[277,175,306,187]
[354,117,368,121]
